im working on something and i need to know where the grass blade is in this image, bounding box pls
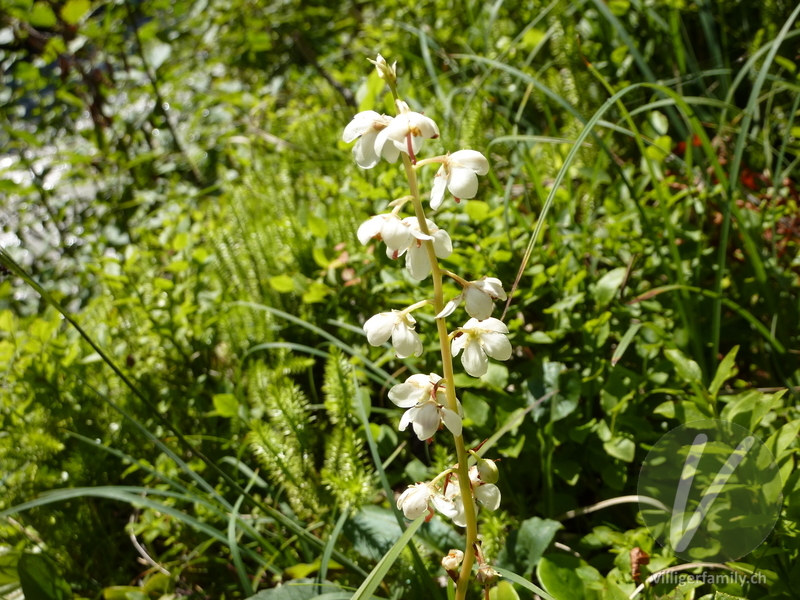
[350,516,426,600]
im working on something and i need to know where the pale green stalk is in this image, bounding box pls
[401,155,478,600]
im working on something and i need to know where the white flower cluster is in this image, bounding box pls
[342,56,509,540]
[395,463,501,525]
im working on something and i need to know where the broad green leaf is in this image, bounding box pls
[17,554,71,600]
[60,0,90,24]
[29,2,56,27]
[497,516,562,576]
[489,580,521,600]
[536,554,590,600]
[664,348,702,384]
[709,345,739,397]
[603,436,635,462]
[593,267,627,308]
[269,275,295,293]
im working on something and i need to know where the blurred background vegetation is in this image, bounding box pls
[0,0,799,598]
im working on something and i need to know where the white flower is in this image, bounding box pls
[342,111,394,169]
[469,465,502,510]
[430,150,490,210]
[397,483,432,520]
[474,483,502,510]
[375,100,439,160]
[388,373,442,406]
[437,277,507,320]
[363,310,423,358]
[398,398,463,441]
[390,373,463,440]
[441,549,464,571]
[357,213,421,258]
[432,477,475,527]
[451,317,512,377]
[401,217,452,280]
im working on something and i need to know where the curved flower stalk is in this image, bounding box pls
[343,55,511,600]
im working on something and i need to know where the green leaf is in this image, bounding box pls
[536,554,595,600]
[664,348,702,384]
[709,345,739,397]
[593,267,627,308]
[214,394,239,418]
[60,0,90,24]
[308,215,328,238]
[465,200,490,221]
[489,581,521,600]
[496,516,562,576]
[493,567,556,600]
[714,594,747,600]
[269,275,295,293]
[611,322,641,366]
[603,436,635,462]
[17,554,72,600]
[29,2,57,27]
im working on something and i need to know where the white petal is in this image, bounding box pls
[389,382,425,408]
[374,129,399,163]
[392,323,422,358]
[440,407,463,436]
[384,115,410,144]
[462,317,481,330]
[436,295,462,319]
[481,331,512,361]
[353,130,381,169]
[447,167,480,199]
[397,484,431,519]
[399,408,414,431]
[411,402,441,440]
[381,217,412,251]
[413,113,440,139]
[473,277,506,300]
[450,150,489,175]
[449,496,468,527]
[474,484,501,511]
[363,312,396,346]
[342,111,380,142]
[406,245,432,281]
[451,334,467,357]
[431,493,458,518]
[461,340,488,377]
[382,138,401,163]
[430,167,448,210]
[479,317,509,333]
[463,286,494,320]
[432,230,452,259]
[357,216,384,245]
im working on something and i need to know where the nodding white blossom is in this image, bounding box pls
[342,111,394,169]
[396,483,432,520]
[375,100,439,160]
[437,277,507,320]
[430,150,490,210]
[441,549,464,571]
[451,317,512,377]
[363,310,423,358]
[470,465,502,511]
[401,217,452,280]
[389,373,463,441]
[357,213,417,257]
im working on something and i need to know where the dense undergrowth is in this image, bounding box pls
[1,0,799,598]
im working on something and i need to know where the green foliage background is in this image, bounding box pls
[0,0,799,598]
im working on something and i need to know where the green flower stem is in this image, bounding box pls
[401,153,478,600]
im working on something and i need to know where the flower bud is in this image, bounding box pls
[441,549,464,571]
[368,54,397,83]
[476,457,499,484]
[476,564,500,585]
